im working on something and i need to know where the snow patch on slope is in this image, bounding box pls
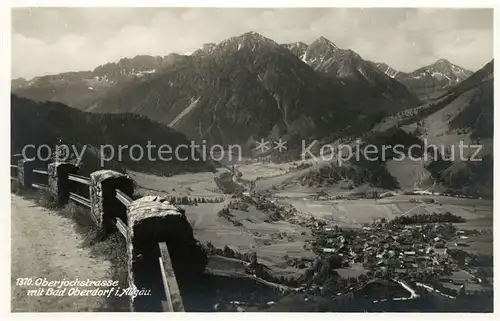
[168,97,202,128]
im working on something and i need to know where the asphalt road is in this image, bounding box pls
[10,194,112,312]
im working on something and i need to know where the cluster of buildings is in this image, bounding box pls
[314,220,478,284]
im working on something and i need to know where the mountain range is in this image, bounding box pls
[365,59,492,197]
[10,31,493,196]
[408,60,493,197]
[12,32,428,147]
[11,54,186,110]
[282,37,420,110]
[372,59,473,100]
[11,33,475,117]
[254,59,493,198]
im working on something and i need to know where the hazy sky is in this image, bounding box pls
[12,7,493,79]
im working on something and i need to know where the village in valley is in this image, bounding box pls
[136,159,493,311]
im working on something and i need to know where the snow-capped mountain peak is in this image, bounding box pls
[225,31,277,48]
[308,36,339,53]
[434,58,451,66]
[302,36,341,65]
[193,31,279,57]
[411,59,473,84]
[387,58,474,100]
[314,36,339,50]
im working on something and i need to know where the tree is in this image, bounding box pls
[249,252,258,268]
[358,274,368,284]
[223,245,235,258]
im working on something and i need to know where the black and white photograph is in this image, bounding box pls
[6,4,496,314]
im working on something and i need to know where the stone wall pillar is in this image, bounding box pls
[48,162,77,205]
[17,159,36,188]
[89,170,133,232]
[126,196,207,312]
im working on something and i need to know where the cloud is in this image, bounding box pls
[11,8,493,79]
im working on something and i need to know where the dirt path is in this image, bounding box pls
[10,194,112,312]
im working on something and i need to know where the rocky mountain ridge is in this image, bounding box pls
[372,59,474,100]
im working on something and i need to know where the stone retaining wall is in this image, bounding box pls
[126,196,207,311]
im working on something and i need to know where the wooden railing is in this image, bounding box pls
[158,242,185,312]
[10,156,185,312]
[68,173,90,185]
[66,173,91,208]
[31,165,50,191]
[115,217,128,238]
[69,191,91,208]
[115,189,132,207]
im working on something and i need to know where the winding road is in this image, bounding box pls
[10,194,112,312]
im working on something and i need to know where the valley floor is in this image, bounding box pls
[131,160,493,298]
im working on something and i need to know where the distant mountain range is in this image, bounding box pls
[268,60,493,198]
[372,59,473,100]
[411,60,493,197]
[10,31,492,196]
[281,37,420,110]
[374,59,492,197]
[372,60,493,197]
[12,32,426,147]
[90,32,372,147]
[11,54,190,110]
[12,34,475,114]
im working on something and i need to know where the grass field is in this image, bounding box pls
[281,194,492,224]
[280,198,402,226]
[130,169,227,200]
[185,202,313,275]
